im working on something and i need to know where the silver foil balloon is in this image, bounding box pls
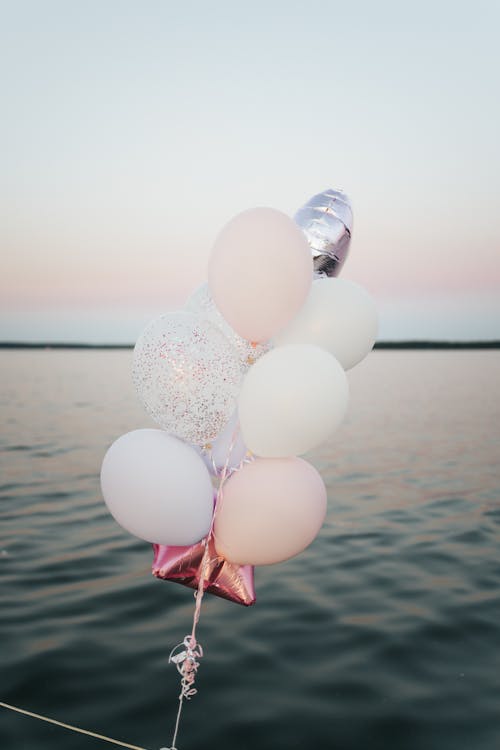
[294,188,353,277]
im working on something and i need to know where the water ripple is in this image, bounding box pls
[1,350,500,750]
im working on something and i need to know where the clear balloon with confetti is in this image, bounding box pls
[133,311,242,445]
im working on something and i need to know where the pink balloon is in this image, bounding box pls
[208,207,313,343]
[152,536,256,607]
[214,457,327,565]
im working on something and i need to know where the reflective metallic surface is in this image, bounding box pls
[152,536,256,607]
[294,188,352,277]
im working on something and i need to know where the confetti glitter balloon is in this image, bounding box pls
[133,312,242,445]
[185,282,269,372]
[294,188,353,277]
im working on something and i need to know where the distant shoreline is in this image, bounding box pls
[1,341,500,350]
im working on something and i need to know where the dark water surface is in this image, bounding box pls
[1,350,499,750]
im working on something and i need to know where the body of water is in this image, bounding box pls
[1,350,499,749]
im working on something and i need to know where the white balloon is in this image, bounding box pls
[274,278,378,370]
[100,429,214,546]
[238,345,349,457]
[193,411,248,475]
[192,444,216,475]
[207,411,248,473]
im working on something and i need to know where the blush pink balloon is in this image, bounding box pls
[214,457,327,566]
[208,207,313,343]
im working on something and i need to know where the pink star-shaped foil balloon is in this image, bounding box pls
[152,536,256,607]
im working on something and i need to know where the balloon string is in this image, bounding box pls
[165,696,183,750]
[166,423,241,750]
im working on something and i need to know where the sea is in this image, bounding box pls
[1,349,499,750]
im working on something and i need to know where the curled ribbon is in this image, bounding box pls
[168,636,204,700]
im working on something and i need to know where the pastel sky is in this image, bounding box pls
[1,0,499,342]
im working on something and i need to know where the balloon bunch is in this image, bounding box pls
[100,189,377,748]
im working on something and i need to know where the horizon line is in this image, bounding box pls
[1,341,500,350]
